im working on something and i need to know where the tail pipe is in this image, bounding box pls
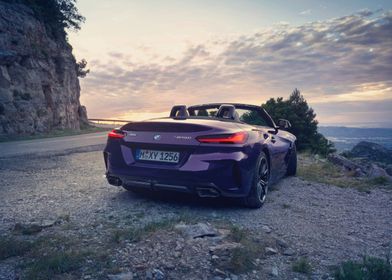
[106,175,122,186]
[196,187,220,198]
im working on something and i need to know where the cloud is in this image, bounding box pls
[80,10,392,124]
[299,9,311,16]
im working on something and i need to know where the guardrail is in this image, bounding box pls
[88,118,132,128]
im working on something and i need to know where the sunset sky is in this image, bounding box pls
[69,0,392,127]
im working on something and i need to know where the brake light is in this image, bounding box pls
[196,131,248,144]
[108,129,125,139]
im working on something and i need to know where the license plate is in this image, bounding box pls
[136,149,180,163]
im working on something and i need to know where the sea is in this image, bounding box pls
[319,126,392,152]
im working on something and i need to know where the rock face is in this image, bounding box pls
[0,2,88,136]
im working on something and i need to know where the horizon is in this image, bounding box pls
[69,0,392,128]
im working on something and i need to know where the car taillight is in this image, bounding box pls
[196,131,248,144]
[108,129,125,139]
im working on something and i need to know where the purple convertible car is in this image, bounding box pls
[104,103,296,208]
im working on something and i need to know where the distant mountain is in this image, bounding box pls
[319,126,392,151]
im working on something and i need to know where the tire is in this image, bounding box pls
[243,151,270,208]
[286,144,297,176]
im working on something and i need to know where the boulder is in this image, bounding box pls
[385,165,392,176]
[174,223,218,239]
[348,141,392,164]
[327,154,363,172]
[369,164,392,181]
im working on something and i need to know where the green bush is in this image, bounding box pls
[292,257,312,274]
[0,237,34,260]
[24,250,86,279]
[4,0,84,39]
[262,88,335,155]
[334,256,392,280]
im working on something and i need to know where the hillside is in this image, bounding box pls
[319,126,392,151]
[0,1,87,136]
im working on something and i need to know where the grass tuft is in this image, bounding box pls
[292,257,312,274]
[228,225,247,243]
[0,237,35,260]
[228,247,255,274]
[111,218,181,244]
[334,256,392,280]
[297,154,392,191]
[24,250,86,280]
[218,224,265,274]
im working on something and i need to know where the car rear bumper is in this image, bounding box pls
[107,172,227,197]
[103,143,260,198]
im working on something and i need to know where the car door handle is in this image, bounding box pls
[271,136,276,143]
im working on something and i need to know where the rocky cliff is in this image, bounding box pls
[0,1,88,136]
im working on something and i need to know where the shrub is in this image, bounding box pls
[5,0,85,39]
[334,256,392,280]
[24,250,86,279]
[262,88,335,155]
[292,257,312,274]
[0,237,34,260]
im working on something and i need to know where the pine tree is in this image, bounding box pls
[262,88,335,155]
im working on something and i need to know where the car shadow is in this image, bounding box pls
[115,188,249,210]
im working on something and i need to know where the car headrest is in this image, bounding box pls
[216,104,237,120]
[170,105,189,118]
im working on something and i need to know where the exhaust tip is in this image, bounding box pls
[106,175,122,186]
[196,187,220,198]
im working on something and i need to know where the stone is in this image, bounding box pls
[262,225,272,233]
[386,165,392,176]
[175,222,218,239]
[209,242,242,254]
[107,272,134,280]
[276,239,289,248]
[271,266,279,277]
[145,269,153,280]
[327,154,362,172]
[214,268,226,277]
[265,247,278,255]
[353,168,366,177]
[152,268,165,280]
[369,164,392,181]
[283,248,295,256]
[40,219,57,228]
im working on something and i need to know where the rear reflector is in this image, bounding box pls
[108,129,125,139]
[196,131,248,144]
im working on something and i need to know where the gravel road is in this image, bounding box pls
[0,150,391,279]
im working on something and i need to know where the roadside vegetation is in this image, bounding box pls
[0,215,273,278]
[334,256,392,280]
[297,153,391,191]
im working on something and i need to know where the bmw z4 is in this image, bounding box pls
[103,103,297,208]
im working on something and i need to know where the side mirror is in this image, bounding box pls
[277,119,291,130]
